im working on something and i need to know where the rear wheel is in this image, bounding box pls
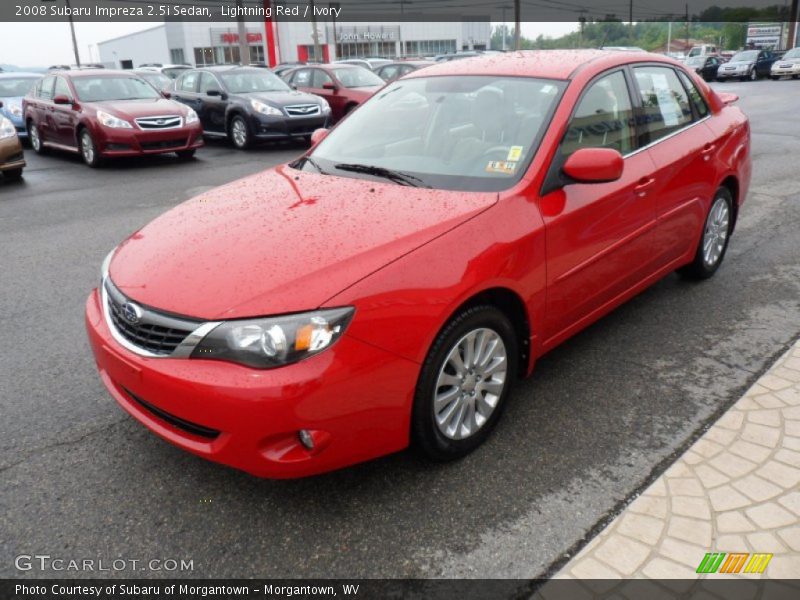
[679,187,734,280]
[3,168,23,181]
[749,68,758,81]
[79,129,102,168]
[229,115,251,149]
[412,305,518,461]
[28,122,46,155]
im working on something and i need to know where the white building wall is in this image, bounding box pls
[98,25,169,68]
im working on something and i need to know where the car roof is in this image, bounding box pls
[52,69,139,78]
[407,49,677,81]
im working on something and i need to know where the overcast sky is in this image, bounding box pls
[0,21,579,68]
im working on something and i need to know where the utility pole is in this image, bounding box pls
[685,3,690,51]
[788,0,799,50]
[514,0,521,50]
[330,3,340,61]
[236,0,250,65]
[629,0,633,31]
[65,0,81,66]
[309,0,323,62]
[667,21,672,55]
[501,5,508,51]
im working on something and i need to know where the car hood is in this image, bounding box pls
[724,60,754,67]
[240,90,323,107]
[775,59,800,65]
[109,165,497,320]
[88,98,189,119]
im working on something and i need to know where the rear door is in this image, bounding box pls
[631,65,718,267]
[541,69,658,343]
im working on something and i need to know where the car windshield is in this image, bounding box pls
[138,72,171,89]
[685,57,705,67]
[72,76,161,102]
[731,51,758,62]
[783,48,800,60]
[0,77,39,97]
[333,67,384,88]
[300,75,564,192]
[163,67,189,79]
[219,71,290,93]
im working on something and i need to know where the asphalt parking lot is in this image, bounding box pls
[1,79,799,580]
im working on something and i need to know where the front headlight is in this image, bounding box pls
[7,102,22,118]
[191,307,355,369]
[97,110,132,129]
[318,98,331,114]
[0,116,16,140]
[250,99,283,117]
[185,108,199,124]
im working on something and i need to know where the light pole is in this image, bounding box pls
[514,0,521,50]
[330,2,340,60]
[236,0,250,65]
[65,0,81,66]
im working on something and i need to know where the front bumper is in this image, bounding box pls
[0,135,25,171]
[85,289,418,478]
[716,67,751,79]
[249,112,329,140]
[771,64,800,76]
[95,123,204,157]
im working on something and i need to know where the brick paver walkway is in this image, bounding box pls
[557,338,800,581]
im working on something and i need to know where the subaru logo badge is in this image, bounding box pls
[121,302,143,324]
[157,119,166,125]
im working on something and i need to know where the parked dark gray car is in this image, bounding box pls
[170,66,331,149]
[716,49,779,81]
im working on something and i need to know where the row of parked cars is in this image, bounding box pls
[685,47,800,82]
[0,55,445,176]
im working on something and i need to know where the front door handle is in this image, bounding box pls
[634,177,656,197]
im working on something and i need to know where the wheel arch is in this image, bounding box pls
[719,174,740,233]
[442,287,531,379]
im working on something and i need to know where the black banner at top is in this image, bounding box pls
[1,0,799,23]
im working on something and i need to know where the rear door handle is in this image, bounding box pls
[634,177,656,196]
[701,143,717,161]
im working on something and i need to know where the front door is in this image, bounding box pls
[541,69,658,344]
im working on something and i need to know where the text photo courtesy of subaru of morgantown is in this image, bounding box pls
[2,0,800,597]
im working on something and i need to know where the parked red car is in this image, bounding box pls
[23,70,203,167]
[86,51,750,478]
[283,64,384,122]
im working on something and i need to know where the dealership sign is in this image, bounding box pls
[211,28,263,46]
[746,23,783,48]
[328,26,400,43]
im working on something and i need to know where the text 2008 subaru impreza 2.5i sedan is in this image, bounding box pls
[85,50,751,478]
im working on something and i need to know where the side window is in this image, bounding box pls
[311,69,333,88]
[198,72,219,94]
[292,69,312,87]
[561,70,636,156]
[633,66,693,144]
[178,72,198,93]
[677,71,709,119]
[53,77,72,100]
[380,65,399,81]
[39,76,56,101]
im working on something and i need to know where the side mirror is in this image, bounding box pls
[322,82,337,91]
[717,92,739,106]
[206,88,222,97]
[562,148,624,184]
[161,89,172,99]
[310,128,329,146]
[53,95,72,105]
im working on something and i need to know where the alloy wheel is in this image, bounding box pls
[231,118,248,148]
[702,196,730,268]
[433,328,508,440]
[81,131,95,165]
[749,68,757,81]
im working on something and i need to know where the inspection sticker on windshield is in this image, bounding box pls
[506,146,524,162]
[486,161,517,175]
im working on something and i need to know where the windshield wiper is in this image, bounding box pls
[333,163,430,188]
[304,156,329,175]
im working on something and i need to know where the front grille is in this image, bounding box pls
[6,152,24,162]
[123,387,220,439]
[140,138,187,151]
[285,104,321,117]
[104,278,199,356]
[135,115,183,130]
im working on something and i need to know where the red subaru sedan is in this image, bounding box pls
[283,64,384,122]
[85,51,750,478]
[23,70,203,167]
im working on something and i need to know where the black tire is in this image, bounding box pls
[228,115,251,150]
[176,149,196,160]
[411,305,518,461]
[771,75,780,81]
[28,122,47,155]
[3,168,23,181]
[679,187,734,280]
[749,68,758,81]
[79,128,102,168]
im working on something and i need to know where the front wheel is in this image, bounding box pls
[679,187,733,280]
[79,129,102,167]
[412,305,518,461]
[228,115,251,149]
[749,68,758,81]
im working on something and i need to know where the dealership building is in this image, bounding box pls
[97,21,492,68]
